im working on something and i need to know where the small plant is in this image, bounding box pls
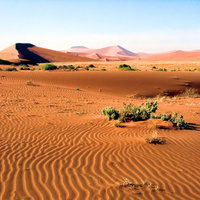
[122,178,134,187]
[85,66,90,70]
[145,131,166,144]
[101,68,106,71]
[195,67,200,71]
[27,80,34,86]
[102,106,119,120]
[76,88,80,91]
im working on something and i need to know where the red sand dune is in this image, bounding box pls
[0,71,200,199]
[0,43,96,64]
[67,46,200,61]
[67,45,138,61]
[140,50,200,61]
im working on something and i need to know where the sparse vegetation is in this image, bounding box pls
[178,88,200,98]
[76,88,80,91]
[101,68,106,71]
[5,67,17,71]
[20,64,30,70]
[195,67,200,71]
[37,64,57,70]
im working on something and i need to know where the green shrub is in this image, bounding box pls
[102,106,119,120]
[37,64,57,70]
[101,68,106,71]
[151,112,187,129]
[0,68,2,71]
[5,67,17,71]
[118,64,138,71]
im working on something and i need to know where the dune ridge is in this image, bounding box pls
[0,71,199,199]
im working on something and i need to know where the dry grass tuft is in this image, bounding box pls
[145,132,166,144]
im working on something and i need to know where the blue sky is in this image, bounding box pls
[0,0,200,53]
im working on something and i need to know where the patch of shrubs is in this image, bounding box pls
[5,67,17,71]
[155,68,167,71]
[84,64,96,71]
[20,64,30,70]
[102,100,158,122]
[102,100,187,129]
[118,64,138,71]
[37,64,57,70]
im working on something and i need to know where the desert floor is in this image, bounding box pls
[0,70,200,200]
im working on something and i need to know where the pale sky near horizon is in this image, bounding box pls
[0,0,200,53]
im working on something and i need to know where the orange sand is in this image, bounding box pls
[0,71,200,200]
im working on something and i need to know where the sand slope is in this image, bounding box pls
[0,43,96,64]
[0,71,200,200]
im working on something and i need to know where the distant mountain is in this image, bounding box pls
[67,46,90,53]
[0,43,96,64]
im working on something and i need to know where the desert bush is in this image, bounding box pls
[66,65,75,70]
[37,64,57,70]
[102,106,119,120]
[101,68,106,71]
[195,67,200,71]
[0,68,2,71]
[151,112,187,129]
[114,100,158,122]
[5,67,17,71]
[118,64,138,71]
[85,66,90,70]
[0,59,11,65]
[20,64,30,70]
